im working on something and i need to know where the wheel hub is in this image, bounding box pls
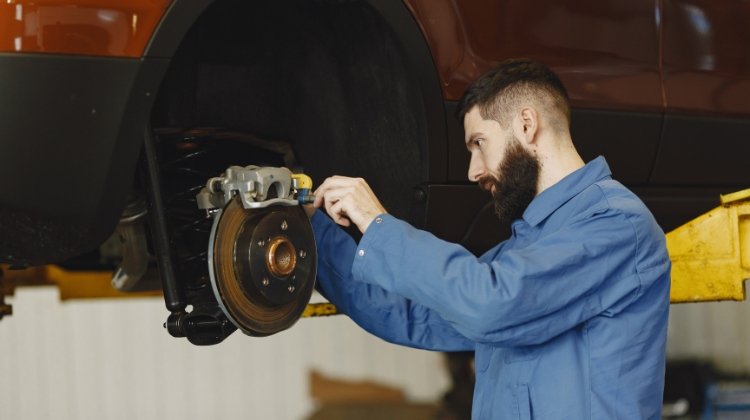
[209,196,316,336]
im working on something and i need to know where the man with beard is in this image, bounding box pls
[308,59,670,419]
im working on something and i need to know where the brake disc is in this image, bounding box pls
[208,196,316,336]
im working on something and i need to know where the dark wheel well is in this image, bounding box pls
[150,0,442,220]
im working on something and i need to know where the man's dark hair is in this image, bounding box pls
[456,58,571,131]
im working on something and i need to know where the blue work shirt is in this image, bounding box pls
[311,157,670,419]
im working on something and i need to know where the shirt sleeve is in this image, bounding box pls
[351,209,652,347]
[310,210,475,352]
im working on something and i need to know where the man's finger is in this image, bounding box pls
[314,176,351,207]
[323,195,344,223]
[315,183,356,209]
[312,175,386,233]
[313,179,331,208]
[328,199,351,227]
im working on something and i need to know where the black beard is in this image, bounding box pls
[479,137,540,227]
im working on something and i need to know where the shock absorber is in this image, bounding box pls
[143,127,237,345]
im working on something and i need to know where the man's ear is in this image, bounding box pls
[513,107,538,145]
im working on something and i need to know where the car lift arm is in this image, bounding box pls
[668,189,750,303]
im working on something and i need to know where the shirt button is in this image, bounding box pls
[358,249,366,257]
[375,217,383,224]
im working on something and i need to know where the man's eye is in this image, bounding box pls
[475,139,484,148]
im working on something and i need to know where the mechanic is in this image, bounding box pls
[308,59,670,419]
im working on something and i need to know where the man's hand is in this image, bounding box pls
[313,176,387,233]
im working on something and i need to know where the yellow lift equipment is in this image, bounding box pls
[668,189,750,303]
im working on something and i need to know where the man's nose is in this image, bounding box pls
[468,153,485,182]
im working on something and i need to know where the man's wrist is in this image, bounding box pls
[360,212,387,234]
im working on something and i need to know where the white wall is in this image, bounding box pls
[0,288,450,420]
[10,282,746,420]
[667,298,750,373]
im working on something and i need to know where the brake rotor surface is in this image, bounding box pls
[209,196,316,336]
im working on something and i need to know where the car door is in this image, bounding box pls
[403,0,665,185]
[651,0,750,187]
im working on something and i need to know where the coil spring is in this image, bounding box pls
[157,132,219,302]
[154,128,289,304]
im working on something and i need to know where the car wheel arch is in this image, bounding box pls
[147,0,448,222]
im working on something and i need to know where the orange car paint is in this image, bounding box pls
[402,0,664,112]
[0,0,171,57]
[403,0,750,117]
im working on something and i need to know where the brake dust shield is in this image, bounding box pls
[208,196,316,336]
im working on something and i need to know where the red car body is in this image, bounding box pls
[1,0,747,264]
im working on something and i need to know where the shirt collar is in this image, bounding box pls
[521,156,612,227]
